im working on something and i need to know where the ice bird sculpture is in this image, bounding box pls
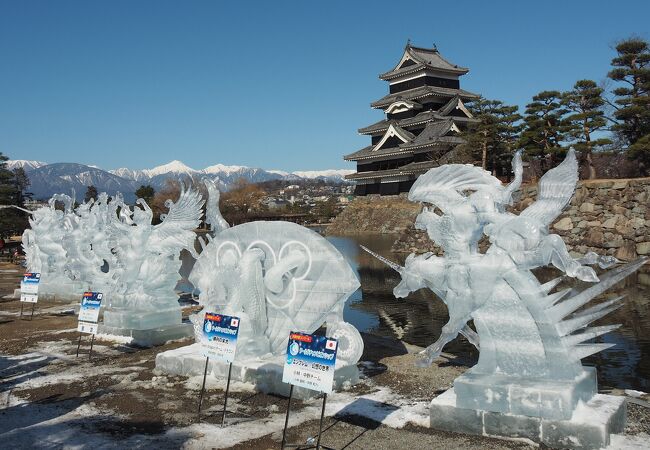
[366,149,646,426]
[101,183,204,335]
[21,193,85,298]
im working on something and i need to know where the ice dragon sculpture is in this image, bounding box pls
[189,189,363,367]
[101,184,204,332]
[366,149,646,421]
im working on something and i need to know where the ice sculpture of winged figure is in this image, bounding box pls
[367,149,644,378]
[107,183,204,311]
[21,193,82,296]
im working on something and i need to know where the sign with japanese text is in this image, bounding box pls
[77,292,103,335]
[282,331,337,394]
[20,272,40,303]
[201,312,240,363]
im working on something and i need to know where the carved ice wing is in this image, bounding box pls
[152,183,204,256]
[408,164,502,211]
[203,178,230,233]
[521,148,578,226]
[501,150,523,206]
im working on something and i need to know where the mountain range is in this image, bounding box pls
[5,159,354,201]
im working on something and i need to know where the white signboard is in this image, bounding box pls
[20,272,40,303]
[282,331,337,394]
[77,292,103,335]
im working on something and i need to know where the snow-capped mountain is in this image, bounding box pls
[26,163,139,202]
[292,169,355,181]
[10,158,353,200]
[144,160,198,177]
[4,159,47,171]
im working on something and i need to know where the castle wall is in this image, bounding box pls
[330,178,650,261]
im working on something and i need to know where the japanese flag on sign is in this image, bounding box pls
[326,339,337,351]
[231,318,239,328]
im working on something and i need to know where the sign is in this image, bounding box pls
[282,331,338,394]
[20,272,40,303]
[77,292,103,335]
[201,312,240,363]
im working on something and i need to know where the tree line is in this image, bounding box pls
[0,152,31,238]
[462,37,650,179]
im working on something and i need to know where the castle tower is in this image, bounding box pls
[345,42,479,195]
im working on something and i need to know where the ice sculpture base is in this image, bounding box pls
[155,343,360,400]
[8,287,84,303]
[97,322,193,347]
[454,367,598,420]
[102,307,182,330]
[430,388,626,449]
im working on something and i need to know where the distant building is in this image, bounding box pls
[344,42,479,195]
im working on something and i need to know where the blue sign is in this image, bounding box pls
[20,272,40,303]
[78,292,103,334]
[282,331,338,393]
[201,312,240,363]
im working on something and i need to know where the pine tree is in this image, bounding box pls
[135,185,155,204]
[0,153,29,237]
[519,91,572,172]
[84,185,98,203]
[465,97,522,177]
[562,80,611,179]
[608,37,650,175]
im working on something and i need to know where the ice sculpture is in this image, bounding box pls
[366,149,646,448]
[21,193,85,299]
[100,184,204,344]
[188,221,363,365]
[156,183,363,398]
[62,193,122,294]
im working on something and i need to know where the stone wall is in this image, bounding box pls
[540,178,650,261]
[326,194,420,235]
[359,178,650,260]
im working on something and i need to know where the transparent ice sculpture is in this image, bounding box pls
[62,192,122,294]
[366,149,646,425]
[188,185,363,367]
[21,193,85,298]
[101,184,204,334]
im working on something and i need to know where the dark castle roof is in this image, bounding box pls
[345,119,465,162]
[359,97,477,135]
[379,44,469,80]
[371,85,479,109]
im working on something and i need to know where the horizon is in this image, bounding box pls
[1,1,649,171]
[5,157,355,173]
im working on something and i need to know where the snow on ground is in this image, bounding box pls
[166,385,430,449]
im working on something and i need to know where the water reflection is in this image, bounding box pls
[331,234,650,392]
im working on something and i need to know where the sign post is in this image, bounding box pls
[76,292,103,360]
[19,272,40,320]
[281,331,338,450]
[197,312,241,425]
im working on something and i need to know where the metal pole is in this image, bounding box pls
[30,303,35,320]
[221,362,232,427]
[316,393,327,450]
[76,333,82,357]
[19,302,24,319]
[89,334,95,360]
[197,356,209,420]
[280,384,294,450]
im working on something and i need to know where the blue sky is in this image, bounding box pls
[1,1,648,171]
